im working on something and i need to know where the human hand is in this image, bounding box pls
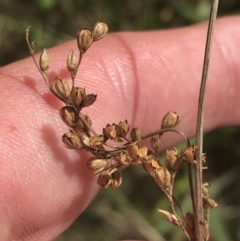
[0,16,239,241]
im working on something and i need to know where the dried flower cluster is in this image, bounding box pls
[26,22,217,241]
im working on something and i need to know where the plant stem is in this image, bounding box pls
[71,51,84,87]
[194,1,219,240]
[26,27,50,86]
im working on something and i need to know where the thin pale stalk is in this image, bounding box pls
[71,51,84,87]
[79,114,98,136]
[161,188,191,241]
[105,127,190,156]
[141,128,190,145]
[25,27,50,86]
[195,1,219,241]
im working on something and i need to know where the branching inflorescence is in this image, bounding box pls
[26,21,217,241]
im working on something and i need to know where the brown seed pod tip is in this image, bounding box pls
[59,106,77,127]
[117,152,130,166]
[165,148,181,172]
[75,112,92,132]
[150,136,161,152]
[82,94,97,108]
[204,198,218,209]
[87,158,109,174]
[180,145,195,163]
[92,22,109,41]
[77,29,93,53]
[127,142,139,159]
[103,124,117,140]
[89,135,105,148]
[111,170,122,189]
[62,131,83,149]
[115,120,130,138]
[155,166,172,189]
[39,48,50,71]
[161,111,180,129]
[158,210,180,226]
[130,127,141,141]
[70,87,86,108]
[67,50,77,72]
[50,78,70,101]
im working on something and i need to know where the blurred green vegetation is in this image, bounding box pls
[1,0,240,241]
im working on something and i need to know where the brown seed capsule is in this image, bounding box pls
[62,131,83,149]
[155,166,171,189]
[165,148,181,172]
[50,78,70,101]
[77,29,93,53]
[127,142,139,159]
[161,111,179,129]
[202,185,209,198]
[137,146,148,158]
[103,124,117,140]
[149,156,161,168]
[87,157,109,174]
[89,135,105,148]
[204,198,218,209]
[115,120,130,138]
[111,170,122,189]
[130,127,141,141]
[78,132,90,147]
[39,48,50,71]
[180,145,195,163]
[97,170,112,188]
[142,155,161,174]
[67,50,77,72]
[92,22,108,41]
[116,152,130,166]
[97,168,117,188]
[75,113,92,132]
[150,136,161,152]
[70,87,86,108]
[158,210,180,226]
[81,94,97,108]
[60,106,77,127]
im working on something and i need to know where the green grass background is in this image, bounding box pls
[1,0,240,240]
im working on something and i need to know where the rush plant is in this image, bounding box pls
[26,0,219,240]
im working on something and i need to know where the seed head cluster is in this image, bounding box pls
[26,22,217,241]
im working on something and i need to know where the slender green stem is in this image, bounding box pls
[195,1,219,240]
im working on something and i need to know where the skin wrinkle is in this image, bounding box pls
[97,52,122,106]
[98,40,124,100]
[111,33,140,127]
